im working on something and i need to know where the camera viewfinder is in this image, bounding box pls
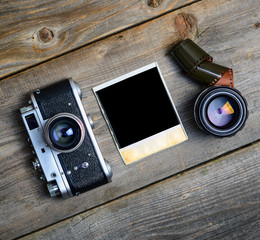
[25,114,39,130]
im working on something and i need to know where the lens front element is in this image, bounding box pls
[50,119,78,149]
[194,86,248,137]
[45,113,85,152]
[207,96,239,128]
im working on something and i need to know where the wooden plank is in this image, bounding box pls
[0,0,260,238]
[0,0,196,79]
[21,142,260,239]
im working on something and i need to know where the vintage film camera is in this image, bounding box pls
[20,79,112,198]
[171,39,248,137]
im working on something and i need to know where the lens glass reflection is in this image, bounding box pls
[49,118,81,150]
[52,122,74,144]
[207,96,238,127]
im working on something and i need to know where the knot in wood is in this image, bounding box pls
[38,27,54,43]
[147,0,163,8]
[175,13,197,39]
[254,22,259,29]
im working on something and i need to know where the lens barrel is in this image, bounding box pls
[44,113,85,152]
[194,86,248,137]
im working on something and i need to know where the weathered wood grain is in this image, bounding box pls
[21,142,260,240]
[0,0,260,239]
[0,0,196,79]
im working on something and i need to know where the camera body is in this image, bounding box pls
[20,79,112,198]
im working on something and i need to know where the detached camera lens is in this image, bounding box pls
[194,86,248,137]
[45,113,85,152]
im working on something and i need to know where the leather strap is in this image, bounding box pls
[171,39,234,88]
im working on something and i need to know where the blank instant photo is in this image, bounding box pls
[93,62,188,164]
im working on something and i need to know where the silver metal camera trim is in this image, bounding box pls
[21,104,73,198]
[44,113,86,153]
[31,93,73,198]
[69,79,112,182]
[21,79,111,199]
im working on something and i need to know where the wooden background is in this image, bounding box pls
[0,0,195,79]
[0,0,259,239]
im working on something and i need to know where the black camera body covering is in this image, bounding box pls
[20,79,112,198]
[171,39,248,137]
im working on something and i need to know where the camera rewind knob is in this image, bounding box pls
[104,159,113,180]
[32,158,41,171]
[47,182,61,197]
[87,114,95,129]
[73,81,82,99]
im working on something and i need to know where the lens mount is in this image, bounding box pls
[44,113,85,152]
[194,86,248,137]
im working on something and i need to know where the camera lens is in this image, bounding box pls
[45,113,85,152]
[194,86,248,137]
[207,96,239,128]
[50,120,78,148]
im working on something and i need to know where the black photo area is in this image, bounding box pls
[96,67,180,148]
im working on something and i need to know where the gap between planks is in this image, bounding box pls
[0,0,201,80]
[20,140,260,239]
